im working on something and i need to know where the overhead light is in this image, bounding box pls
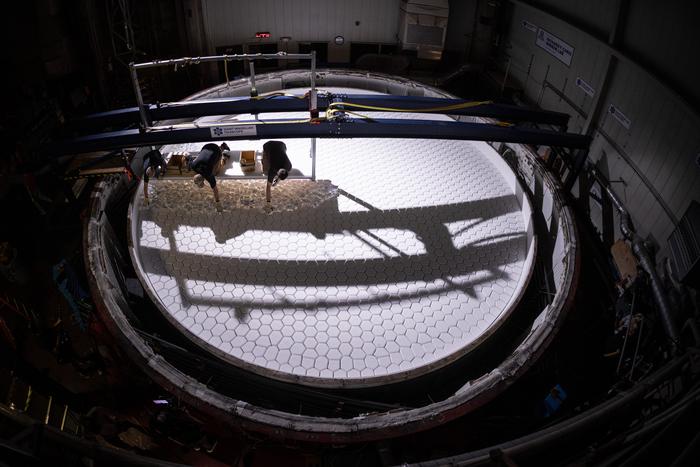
[334,35,345,45]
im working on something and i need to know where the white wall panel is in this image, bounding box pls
[503,2,700,255]
[202,0,401,49]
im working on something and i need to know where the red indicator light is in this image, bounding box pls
[255,32,271,38]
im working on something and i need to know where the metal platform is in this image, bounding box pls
[128,89,535,388]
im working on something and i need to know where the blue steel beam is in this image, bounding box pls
[69,95,570,131]
[52,118,590,155]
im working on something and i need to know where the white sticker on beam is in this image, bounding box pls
[210,125,257,138]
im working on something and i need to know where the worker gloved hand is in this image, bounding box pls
[215,201,223,213]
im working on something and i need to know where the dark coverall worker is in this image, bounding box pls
[262,140,292,209]
[189,142,229,211]
[142,148,166,203]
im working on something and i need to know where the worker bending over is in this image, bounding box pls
[262,141,292,210]
[142,148,166,204]
[188,142,229,212]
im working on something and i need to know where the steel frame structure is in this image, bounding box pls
[51,55,590,180]
[55,118,590,155]
[127,52,320,180]
[72,95,571,130]
[128,52,318,130]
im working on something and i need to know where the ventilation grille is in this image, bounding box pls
[669,200,700,288]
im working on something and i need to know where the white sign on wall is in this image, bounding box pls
[536,28,574,66]
[522,20,537,32]
[576,77,595,97]
[608,104,632,130]
[210,125,257,138]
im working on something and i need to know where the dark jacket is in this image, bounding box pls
[189,143,222,188]
[263,141,291,183]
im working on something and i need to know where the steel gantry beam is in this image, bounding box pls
[70,95,571,131]
[52,118,590,155]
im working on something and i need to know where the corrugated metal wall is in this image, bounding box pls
[201,0,401,48]
[502,1,700,253]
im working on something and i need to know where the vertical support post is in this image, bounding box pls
[129,62,150,131]
[311,137,317,181]
[309,50,318,118]
[564,148,589,191]
[310,50,316,90]
[249,60,258,97]
[310,50,317,180]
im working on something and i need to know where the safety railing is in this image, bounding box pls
[129,52,317,131]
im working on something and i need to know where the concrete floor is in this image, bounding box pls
[130,89,534,388]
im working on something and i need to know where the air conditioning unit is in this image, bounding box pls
[399,0,449,60]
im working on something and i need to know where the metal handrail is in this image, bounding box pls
[128,52,317,130]
[132,53,315,69]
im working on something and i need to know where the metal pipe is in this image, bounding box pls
[310,50,316,91]
[129,62,150,130]
[309,51,318,119]
[133,53,314,70]
[590,166,680,348]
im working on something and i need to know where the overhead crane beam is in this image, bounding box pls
[69,95,571,131]
[52,118,590,155]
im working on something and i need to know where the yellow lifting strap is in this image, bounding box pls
[327,99,493,114]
